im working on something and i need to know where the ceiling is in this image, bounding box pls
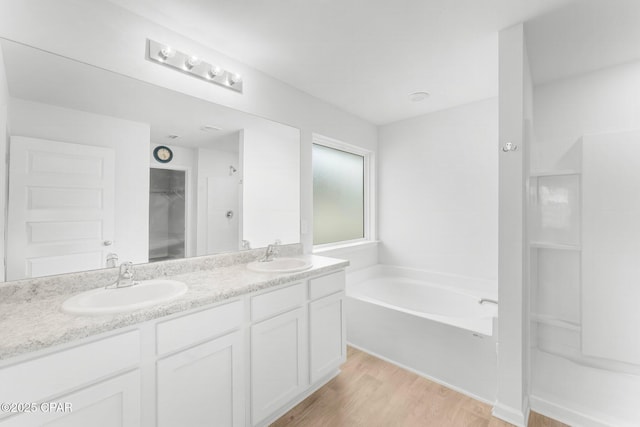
[525,0,640,85]
[107,0,640,125]
[1,39,297,150]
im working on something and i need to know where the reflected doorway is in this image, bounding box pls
[149,168,186,261]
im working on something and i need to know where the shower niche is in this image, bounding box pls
[529,130,640,374]
[149,168,186,261]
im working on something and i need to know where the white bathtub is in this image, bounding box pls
[346,265,499,402]
[348,269,497,336]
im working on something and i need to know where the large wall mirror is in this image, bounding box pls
[0,39,301,282]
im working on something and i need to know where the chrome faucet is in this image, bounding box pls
[478,298,498,305]
[107,262,138,289]
[260,239,281,262]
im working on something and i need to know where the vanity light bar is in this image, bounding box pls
[146,39,243,93]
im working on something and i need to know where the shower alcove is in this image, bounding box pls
[529,130,640,375]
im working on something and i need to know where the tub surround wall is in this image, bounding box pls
[314,241,379,273]
[378,98,498,281]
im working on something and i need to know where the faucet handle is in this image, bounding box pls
[106,253,119,268]
[119,262,134,279]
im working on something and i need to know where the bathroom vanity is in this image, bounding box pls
[0,253,347,427]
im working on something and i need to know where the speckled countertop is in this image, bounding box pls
[0,254,348,361]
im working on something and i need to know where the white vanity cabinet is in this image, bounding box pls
[156,300,245,427]
[250,283,308,426]
[0,266,347,427]
[309,271,346,383]
[249,272,346,426]
[0,331,141,427]
[157,331,244,427]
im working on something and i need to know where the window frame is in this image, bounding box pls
[311,133,376,251]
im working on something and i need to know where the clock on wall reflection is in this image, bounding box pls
[153,145,173,163]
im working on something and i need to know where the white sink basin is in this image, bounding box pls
[247,258,313,273]
[62,279,188,316]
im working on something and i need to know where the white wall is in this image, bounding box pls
[378,98,498,281]
[530,60,640,427]
[150,144,197,257]
[0,44,8,279]
[536,60,640,137]
[494,23,529,427]
[241,128,300,249]
[196,142,240,254]
[0,0,378,264]
[9,99,150,265]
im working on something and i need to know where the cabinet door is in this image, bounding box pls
[310,292,346,383]
[0,370,140,427]
[157,330,244,427]
[251,307,307,425]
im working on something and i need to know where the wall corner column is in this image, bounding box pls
[494,22,530,427]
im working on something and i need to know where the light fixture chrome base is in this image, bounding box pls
[146,39,243,93]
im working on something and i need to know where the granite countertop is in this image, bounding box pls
[0,254,348,361]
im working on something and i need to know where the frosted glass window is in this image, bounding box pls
[313,144,364,245]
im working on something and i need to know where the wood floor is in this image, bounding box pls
[272,347,569,427]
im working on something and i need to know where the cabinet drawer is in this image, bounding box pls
[156,300,243,355]
[308,270,345,300]
[251,283,305,322]
[0,330,140,405]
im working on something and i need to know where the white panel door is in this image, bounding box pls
[0,370,140,427]
[309,292,346,383]
[582,130,640,365]
[157,331,245,427]
[251,307,307,426]
[6,136,115,280]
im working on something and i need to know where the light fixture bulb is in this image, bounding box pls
[185,56,200,70]
[208,65,222,79]
[229,73,242,85]
[158,47,174,61]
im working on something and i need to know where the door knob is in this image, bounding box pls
[103,240,113,246]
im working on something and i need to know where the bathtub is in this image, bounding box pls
[346,265,499,402]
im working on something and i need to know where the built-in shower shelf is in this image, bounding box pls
[529,242,581,251]
[534,348,640,376]
[530,169,581,177]
[531,313,581,331]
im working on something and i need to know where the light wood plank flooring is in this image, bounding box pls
[272,347,568,427]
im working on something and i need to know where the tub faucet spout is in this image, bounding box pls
[479,298,498,305]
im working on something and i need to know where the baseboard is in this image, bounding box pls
[492,401,528,427]
[530,395,635,427]
[347,341,494,405]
